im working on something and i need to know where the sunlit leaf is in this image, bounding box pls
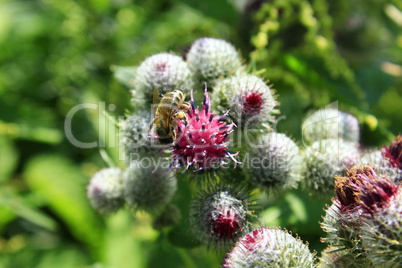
[0,136,18,183]
[24,154,105,256]
[0,188,57,231]
[104,210,146,268]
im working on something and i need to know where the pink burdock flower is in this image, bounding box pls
[170,87,240,171]
[382,135,402,170]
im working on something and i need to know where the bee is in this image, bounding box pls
[149,88,190,144]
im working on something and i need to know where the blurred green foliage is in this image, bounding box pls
[0,0,401,267]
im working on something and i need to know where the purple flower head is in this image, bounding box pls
[170,87,240,171]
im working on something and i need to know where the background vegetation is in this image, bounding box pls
[1,0,401,267]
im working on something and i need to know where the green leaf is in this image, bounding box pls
[168,222,200,249]
[0,204,15,232]
[104,211,146,268]
[0,246,90,268]
[0,188,57,231]
[81,91,121,167]
[24,154,105,257]
[0,135,18,183]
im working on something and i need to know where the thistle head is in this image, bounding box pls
[302,108,360,144]
[123,160,177,213]
[189,184,254,249]
[87,168,125,215]
[245,132,303,193]
[120,110,159,162]
[170,87,240,172]
[332,165,402,266]
[222,227,315,268]
[212,75,277,127]
[186,37,244,84]
[132,53,193,107]
[321,166,400,255]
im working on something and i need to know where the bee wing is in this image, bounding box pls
[153,87,161,113]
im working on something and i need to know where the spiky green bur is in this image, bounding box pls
[87,168,125,215]
[245,132,303,193]
[303,139,359,196]
[120,110,160,162]
[359,149,401,183]
[360,184,402,266]
[318,246,370,268]
[186,37,244,84]
[132,53,193,107]
[321,166,400,266]
[211,75,277,128]
[302,108,360,144]
[189,185,254,250]
[123,161,177,213]
[321,202,365,256]
[222,227,315,268]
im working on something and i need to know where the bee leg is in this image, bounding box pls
[179,103,191,111]
[175,111,186,119]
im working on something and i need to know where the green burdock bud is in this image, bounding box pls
[186,37,244,85]
[318,246,371,268]
[132,53,194,107]
[189,184,254,250]
[303,139,360,195]
[359,149,401,183]
[87,168,125,215]
[119,110,160,162]
[222,227,315,268]
[245,132,303,193]
[211,75,278,128]
[302,108,359,144]
[123,160,177,213]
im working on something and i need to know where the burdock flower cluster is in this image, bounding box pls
[85,37,402,267]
